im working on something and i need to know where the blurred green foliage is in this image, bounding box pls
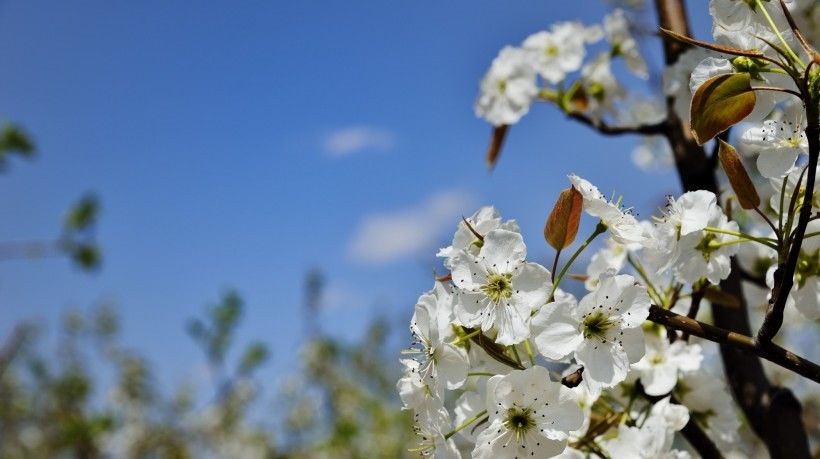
[0,288,413,458]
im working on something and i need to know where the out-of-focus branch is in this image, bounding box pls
[0,240,62,261]
[0,324,31,378]
[566,112,668,136]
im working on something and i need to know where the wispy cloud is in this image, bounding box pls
[347,190,474,264]
[322,126,395,157]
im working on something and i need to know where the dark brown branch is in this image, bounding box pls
[648,305,820,383]
[738,267,768,288]
[654,1,810,455]
[778,0,816,58]
[678,404,724,459]
[679,286,705,341]
[758,98,819,343]
[566,111,668,136]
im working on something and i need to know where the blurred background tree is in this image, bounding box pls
[0,274,412,458]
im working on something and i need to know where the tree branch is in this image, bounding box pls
[758,100,819,343]
[647,305,820,383]
[566,111,668,136]
[654,1,811,455]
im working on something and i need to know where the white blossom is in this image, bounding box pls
[404,283,469,400]
[663,47,712,125]
[580,53,625,119]
[532,274,650,390]
[604,8,648,79]
[676,369,741,450]
[437,206,519,269]
[452,229,551,345]
[472,366,584,459]
[710,0,796,54]
[475,47,538,126]
[569,174,646,245]
[741,109,808,178]
[522,22,602,84]
[633,334,703,396]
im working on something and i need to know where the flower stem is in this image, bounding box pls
[755,0,805,70]
[467,372,495,377]
[444,410,488,440]
[524,339,536,365]
[550,221,607,300]
[452,328,482,345]
[703,226,778,248]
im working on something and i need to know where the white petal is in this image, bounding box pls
[532,303,584,360]
[512,262,552,310]
[437,344,469,390]
[479,229,527,274]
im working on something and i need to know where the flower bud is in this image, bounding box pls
[718,139,760,209]
[545,186,583,250]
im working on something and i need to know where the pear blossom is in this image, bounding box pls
[584,237,629,290]
[580,53,625,119]
[769,166,820,214]
[472,366,584,459]
[604,9,648,79]
[532,274,650,390]
[647,190,740,284]
[411,402,462,459]
[437,206,519,269]
[633,334,703,396]
[676,370,741,450]
[475,47,538,126]
[601,401,691,458]
[621,99,674,172]
[453,391,486,442]
[403,283,469,400]
[663,47,712,125]
[451,228,551,345]
[710,0,796,55]
[764,220,820,321]
[741,111,808,178]
[568,174,646,244]
[522,22,602,84]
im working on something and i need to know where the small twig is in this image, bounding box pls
[753,207,781,245]
[738,267,768,288]
[778,0,815,58]
[752,86,802,99]
[680,285,705,341]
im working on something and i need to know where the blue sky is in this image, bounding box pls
[0,1,712,398]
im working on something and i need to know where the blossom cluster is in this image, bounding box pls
[399,1,820,456]
[398,196,745,458]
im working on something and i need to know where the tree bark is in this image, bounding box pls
[653,1,810,457]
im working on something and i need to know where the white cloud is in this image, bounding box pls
[322,126,395,157]
[347,189,474,264]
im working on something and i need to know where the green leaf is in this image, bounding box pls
[690,73,756,145]
[65,195,99,231]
